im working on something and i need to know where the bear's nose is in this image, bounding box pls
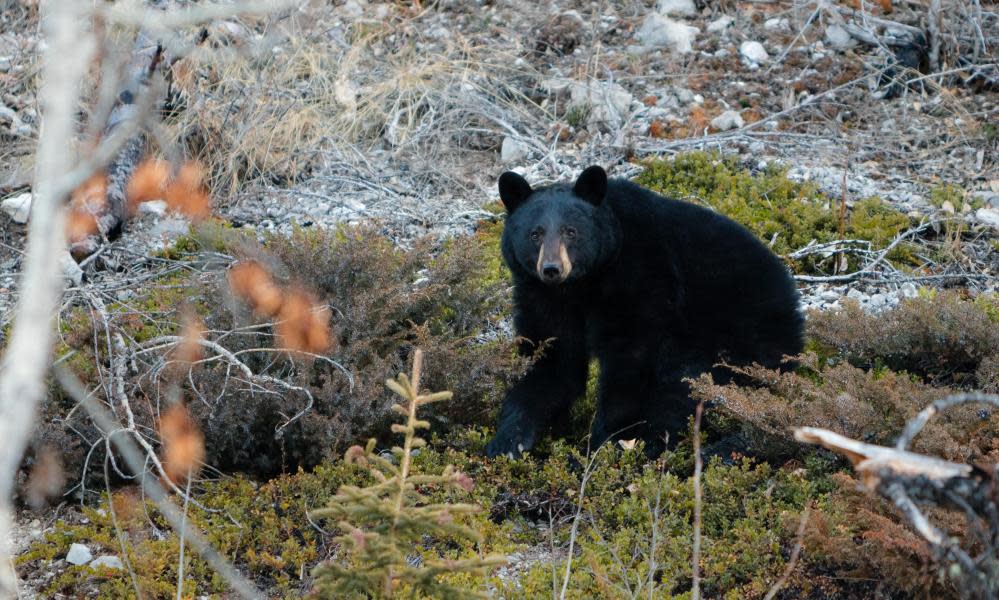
[541,263,562,281]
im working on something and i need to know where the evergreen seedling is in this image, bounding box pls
[311,349,503,598]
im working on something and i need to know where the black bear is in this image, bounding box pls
[485,165,803,458]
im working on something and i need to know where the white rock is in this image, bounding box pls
[824,24,856,49]
[66,543,92,566]
[569,81,634,128]
[656,0,697,17]
[975,207,999,229]
[846,288,867,301]
[764,17,789,30]
[739,40,769,65]
[333,78,359,112]
[541,77,573,96]
[940,200,955,214]
[869,293,887,307]
[710,110,744,131]
[707,15,734,33]
[820,289,841,302]
[1,192,31,223]
[341,0,365,18]
[899,282,919,298]
[675,88,695,104]
[500,137,529,164]
[637,14,700,54]
[89,555,124,570]
[138,200,167,217]
[59,251,83,287]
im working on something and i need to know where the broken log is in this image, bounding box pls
[68,32,166,261]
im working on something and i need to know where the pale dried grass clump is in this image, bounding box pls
[167,8,544,199]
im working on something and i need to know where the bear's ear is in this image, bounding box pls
[498,171,533,213]
[573,165,607,206]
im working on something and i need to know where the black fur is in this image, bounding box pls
[485,167,804,458]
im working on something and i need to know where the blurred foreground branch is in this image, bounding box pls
[0,2,89,594]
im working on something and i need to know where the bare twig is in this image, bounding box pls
[762,506,811,600]
[559,444,606,600]
[691,399,704,600]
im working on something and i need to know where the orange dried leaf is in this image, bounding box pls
[275,288,332,354]
[227,261,284,317]
[126,158,171,211]
[175,313,206,365]
[163,161,210,221]
[159,404,205,483]
[24,445,65,509]
[66,210,99,244]
[648,120,668,139]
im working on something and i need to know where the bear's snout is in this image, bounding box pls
[535,238,573,284]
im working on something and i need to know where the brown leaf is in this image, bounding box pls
[275,288,333,355]
[159,404,205,483]
[126,158,171,212]
[163,162,211,221]
[24,445,65,509]
[227,261,284,317]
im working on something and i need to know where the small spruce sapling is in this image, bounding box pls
[310,349,504,599]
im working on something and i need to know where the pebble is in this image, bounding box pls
[710,110,744,131]
[975,207,999,230]
[1,192,31,223]
[764,17,789,30]
[706,15,733,33]
[66,543,92,566]
[656,0,697,16]
[90,555,124,570]
[899,282,919,298]
[637,14,700,54]
[500,137,529,164]
[137,200,167,217]
[739,41,769,66]
[60,251,83,287]
[824,24,856,49]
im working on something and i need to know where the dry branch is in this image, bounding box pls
[795,392,999,598]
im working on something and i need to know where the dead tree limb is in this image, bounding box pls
[795,392,999,599]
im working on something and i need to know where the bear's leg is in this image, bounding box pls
[641,353,714,457]
[590,349,655,450]
[486,303,588,458]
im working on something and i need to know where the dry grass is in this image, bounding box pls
[164,8,549,202]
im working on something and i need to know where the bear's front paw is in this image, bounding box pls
[485,426,537,459]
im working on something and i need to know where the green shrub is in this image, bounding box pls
[634,153,913,272]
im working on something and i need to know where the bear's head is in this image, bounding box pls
[498,166,619,285]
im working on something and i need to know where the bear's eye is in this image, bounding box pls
[530,229,543,243]
[563,227,577,239]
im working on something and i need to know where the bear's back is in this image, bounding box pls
[603,178,802,356]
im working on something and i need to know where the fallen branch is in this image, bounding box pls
[794,392,999,599]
